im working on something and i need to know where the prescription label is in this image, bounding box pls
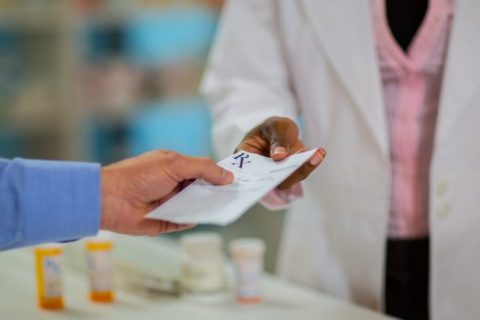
[235,257,263,299]
[86,251,113,292]
[41,255,64,298]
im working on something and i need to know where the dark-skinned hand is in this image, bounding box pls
[236,116,326,191]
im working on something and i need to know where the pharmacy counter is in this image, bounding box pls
[0,235,395,320]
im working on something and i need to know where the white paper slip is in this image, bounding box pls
[145,149,317,226]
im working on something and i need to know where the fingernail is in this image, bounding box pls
[222,170,234,183]
[319,148,327,157]
[272,146,287,156]
[309,151,324,166]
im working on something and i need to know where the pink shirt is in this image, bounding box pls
[373,0,453,238]
[263,0,453,239]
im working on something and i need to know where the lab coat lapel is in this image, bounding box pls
[301,0,388,156]
[437,0,480,141]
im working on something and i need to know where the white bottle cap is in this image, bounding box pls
[181,232,222,257]
[229,238,265,257]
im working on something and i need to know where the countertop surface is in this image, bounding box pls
[0,235,395,320]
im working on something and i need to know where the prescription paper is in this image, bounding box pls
[146,149,317,225]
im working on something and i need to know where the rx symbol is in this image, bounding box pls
[232,153,251,169]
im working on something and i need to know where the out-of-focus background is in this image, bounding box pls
[0,0,284,272]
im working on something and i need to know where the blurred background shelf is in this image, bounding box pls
[0,0,285,272]
[0,0,222,160]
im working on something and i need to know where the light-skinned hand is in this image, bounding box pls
[100,150,233,236]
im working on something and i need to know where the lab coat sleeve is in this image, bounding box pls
[0,158,101,250]
[201,0,299,159]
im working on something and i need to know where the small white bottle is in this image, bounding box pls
[229,238,266,304]
[85,231,115,303]
[180,233,226,294]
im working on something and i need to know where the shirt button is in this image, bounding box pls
[437,203,452,219]
[436,181,449,197]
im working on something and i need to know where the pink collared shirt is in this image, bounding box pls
[373,0,453,238]
[263,0,453,239]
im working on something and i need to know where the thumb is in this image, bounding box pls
[262,117,299,161]
[176,156,234,185]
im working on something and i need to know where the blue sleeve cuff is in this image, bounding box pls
[18,158,101,246]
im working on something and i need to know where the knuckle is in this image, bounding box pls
[203,157,215,166]
[152,149,169,157]
[243,126,263,141]
[261,118,297,145]
[162,152,183,170]
[166,151,181,162]
[265,116,286,126]
[143,150,159,157]
[196,157,214,167]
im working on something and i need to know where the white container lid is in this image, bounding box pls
[181,232,222,257]
[229,238,265,256]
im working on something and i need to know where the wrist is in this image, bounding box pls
[100,167,113,231]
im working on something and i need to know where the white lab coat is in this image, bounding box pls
[202,1,480,319]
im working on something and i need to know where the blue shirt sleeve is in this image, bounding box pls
[0,158,101,250]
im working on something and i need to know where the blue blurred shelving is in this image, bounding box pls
[85,6,219,163]
[125,8,217,66]
[128,99,212,158]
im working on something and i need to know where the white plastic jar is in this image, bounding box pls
[229,238,265,304]
[180,233,226,294]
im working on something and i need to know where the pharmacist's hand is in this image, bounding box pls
[100,150,233,236]
[237,116,326,190]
